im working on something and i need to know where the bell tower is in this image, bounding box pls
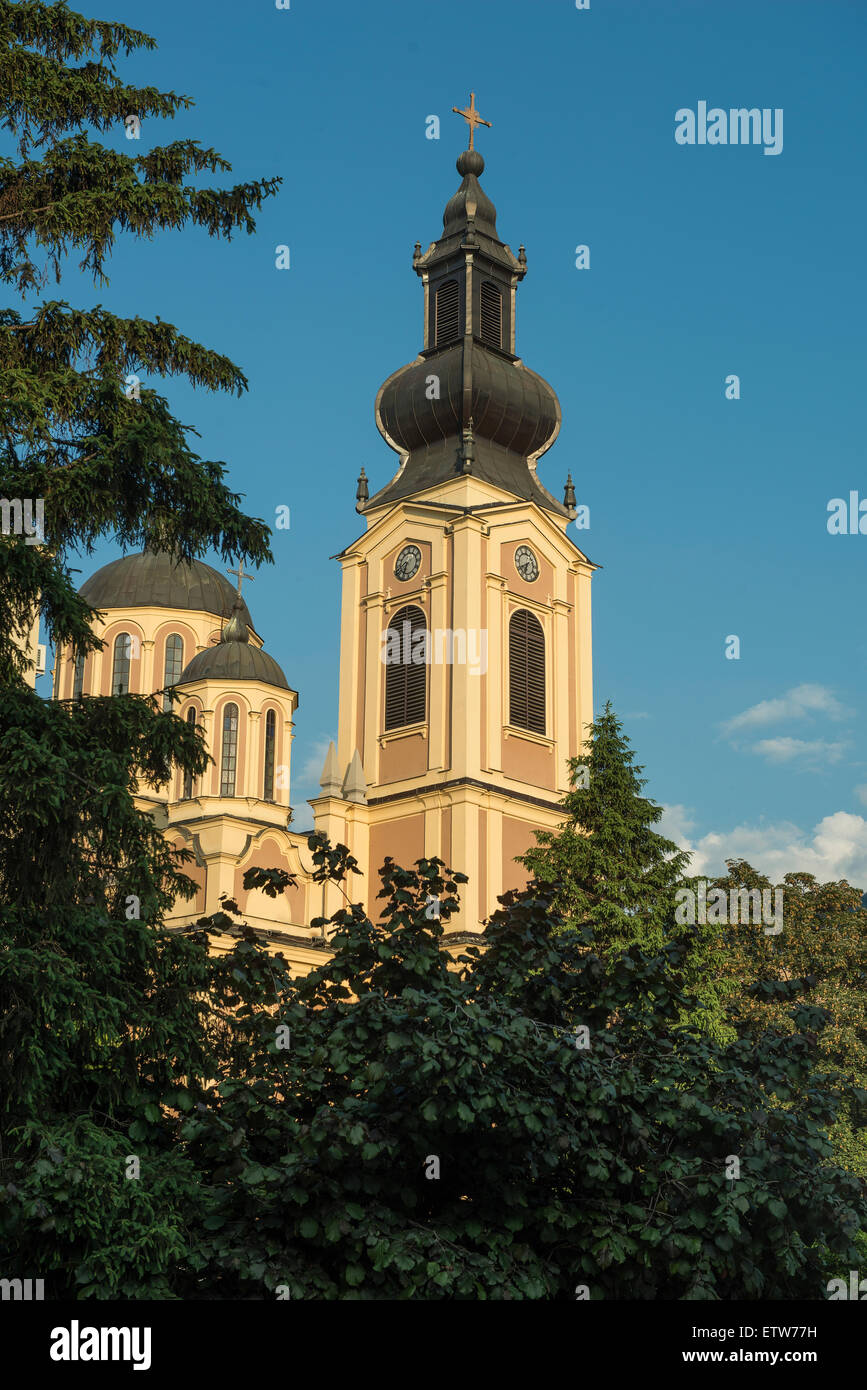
[312,100,596,933]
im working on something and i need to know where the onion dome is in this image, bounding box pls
[442,148,498,239]
[178,597,291,692]
[79,549,254,629]
[377,342,559,461]
[366,145,571,521]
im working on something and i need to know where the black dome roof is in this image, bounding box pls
[178,642,290,691]
[79,551,254,628]
[377,341,560,460]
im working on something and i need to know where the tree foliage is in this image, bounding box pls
[1,3,865,1304]
[0,0,278,680]
[520,703,690,956]
[5,843,866,1300]
[0,0,277,1294]
[707,858,867,1175]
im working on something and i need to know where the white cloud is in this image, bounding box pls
[751,736,848,766]
[293,734,336,803]
[660,803,867,890]
[855,785,867,807]
[658,803,697,848]
[722,683,852,736]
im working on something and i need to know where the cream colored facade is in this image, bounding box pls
[53,583,336,975]
[318,476,594,931]
[20,609,43,687]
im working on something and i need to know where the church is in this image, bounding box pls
[51,101,596,974]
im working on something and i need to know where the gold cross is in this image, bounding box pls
[227,560,255,597]
[452,91,492,151]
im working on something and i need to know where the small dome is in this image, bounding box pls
[79,550,254,628]
[177,597,290,691]
[178,642,290,691]
[442,151,498,238]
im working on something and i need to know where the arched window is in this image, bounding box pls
[72,651,85,700]
[220,703,239,797]
[162,634,184,710]
[384,604,427,731]
[480,280,502,349]
[509,609,545,735]
[112,633,131,695]
[263,709,276,802]
[182,707,197,800]
[434,279,460,346]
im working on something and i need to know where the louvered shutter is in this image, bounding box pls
[435,280,460,346]
[480,281,502,349]
[509,609,545,735]
[385,605,427,730]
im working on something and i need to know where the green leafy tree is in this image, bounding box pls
[166,851,867,1299]
[6,821,865,1298]
[709,858,867,1176]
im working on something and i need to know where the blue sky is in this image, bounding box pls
[20,0,867,885]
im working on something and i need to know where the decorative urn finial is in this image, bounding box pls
[460,418,475,475]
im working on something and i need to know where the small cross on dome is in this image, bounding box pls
[227,560,255,597]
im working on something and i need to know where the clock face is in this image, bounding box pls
[394,544,421,582]
[514,545,539,583]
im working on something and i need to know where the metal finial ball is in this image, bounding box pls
[456,149,485,178]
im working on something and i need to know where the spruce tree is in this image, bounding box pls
[520,702,690,955]
[0,0,278,682]
[0,0,278,1295]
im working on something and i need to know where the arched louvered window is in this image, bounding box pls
[480,280,502,349]
[220,703,239,797]
[72,651,85,700]
[112,633,131,695]
[384,604,427,731]
[162,633,184,711]
[434,279,460,346]
[263,708,276,802]
[182,706,197,800]
[509,609,545,735]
